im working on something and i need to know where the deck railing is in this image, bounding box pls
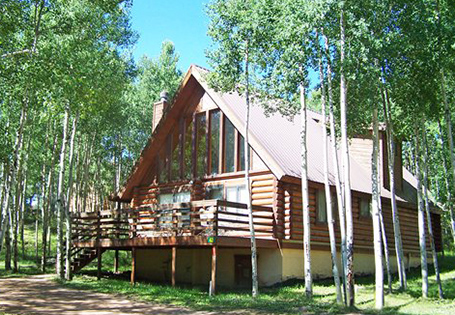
[72,199,281,242]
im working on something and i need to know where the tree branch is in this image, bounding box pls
[1,0,46,59]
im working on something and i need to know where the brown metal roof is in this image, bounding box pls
[119,65,425,209]
[193,65,420,205]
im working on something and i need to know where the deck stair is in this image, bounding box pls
[71,247,106,274]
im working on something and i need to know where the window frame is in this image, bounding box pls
[359,197,372,219]
[316,189,328,224]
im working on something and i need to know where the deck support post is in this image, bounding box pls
[131,247,136,285]
[97,247,102,280]
[171,246,177,287]
[96,210,102,280]
[114,249,119,274]
[210,245,217,295]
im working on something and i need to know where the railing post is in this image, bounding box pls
[114,202,120,273]
[97,210,101,241]
[173,207,178,237]
[214,203,218,239]
[131,208,137,238]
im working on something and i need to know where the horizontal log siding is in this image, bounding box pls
[283,181,442,254]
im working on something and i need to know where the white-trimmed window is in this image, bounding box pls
[316,190,327,223]
[316,190,339,223]
[360,198,372,218]
[226,185,247,213]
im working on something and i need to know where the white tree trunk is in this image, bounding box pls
[414,124,428,298]
[438,120,455,245]
[382,87,407,290]
[300,74,312,298]
[65,113,79,280]
[56,108,69,279]
[21,173,27,260]
[340,9,354,306]
[324,34,347,304]
[318,35,342,303]
[422,132,444,299]
[379,208,392,293]
[372,106,384,309]
[244,43,258,297]
[42,134,58,272]
[13,172,23,273]
[0,104,27,255]
[441,70,455,245]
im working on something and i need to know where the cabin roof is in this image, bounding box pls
[118,65,432,211]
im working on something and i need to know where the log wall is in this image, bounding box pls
[282,181,442,254]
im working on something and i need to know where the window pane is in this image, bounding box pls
[224,117,235,173]
[174,191,191,203]
[226,185,247,213]
[158,193,174,205]
[317,190,327,223]
[210,110,220,175]
[331,192,338,219]
[360,199,371,217]
[196,114,207,177]
[171,129,180,181]
[158,146,168,183]
[238,134,251,171]
[207,185,223,200]
[183,119,193,180]
[226,186,237,202]
[239,134,245,171]
[238,185,248,203]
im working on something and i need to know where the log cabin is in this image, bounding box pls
[71,65,442,290]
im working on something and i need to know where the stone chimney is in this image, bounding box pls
[152,91,169,133]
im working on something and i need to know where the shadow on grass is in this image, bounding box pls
[396,254,455,300]
[59,270,427,315]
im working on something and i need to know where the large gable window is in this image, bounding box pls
[158,145,168,183]
[154,102,255,184]
[170,128,180,181]
[183,118,193,180]
[224,116,236,173]
[210,110,221,175]
[238,134,251,171]
[196,113,207,177]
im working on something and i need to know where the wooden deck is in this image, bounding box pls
[71,199,282,249]
[70,199,281,289]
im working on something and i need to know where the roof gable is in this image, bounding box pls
[117,65,427,211]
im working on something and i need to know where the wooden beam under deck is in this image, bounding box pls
[73,236,280,250]
[171,246,176,287]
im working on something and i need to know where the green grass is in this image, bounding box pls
[0,217,56,277]
[2,219,455,314]
[56,254,455,315]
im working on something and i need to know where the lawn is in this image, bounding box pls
[0,220,57,278]
[2,220,454,314]
[57,253,455,315]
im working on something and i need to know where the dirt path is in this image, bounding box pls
[0,275,227,315]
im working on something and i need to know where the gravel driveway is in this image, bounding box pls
[0,275,224,315]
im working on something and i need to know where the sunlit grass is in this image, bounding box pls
[57,254,455,314]
[2,219,455,314]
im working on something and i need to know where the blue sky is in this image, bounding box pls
[130,1,317,87]
[130,1,211,71]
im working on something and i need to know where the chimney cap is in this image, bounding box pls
[160,90,169,102]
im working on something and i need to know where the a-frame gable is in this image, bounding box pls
[117,65,283,201]
[191,67,286,180]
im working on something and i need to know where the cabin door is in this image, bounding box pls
[234,255,252,287]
